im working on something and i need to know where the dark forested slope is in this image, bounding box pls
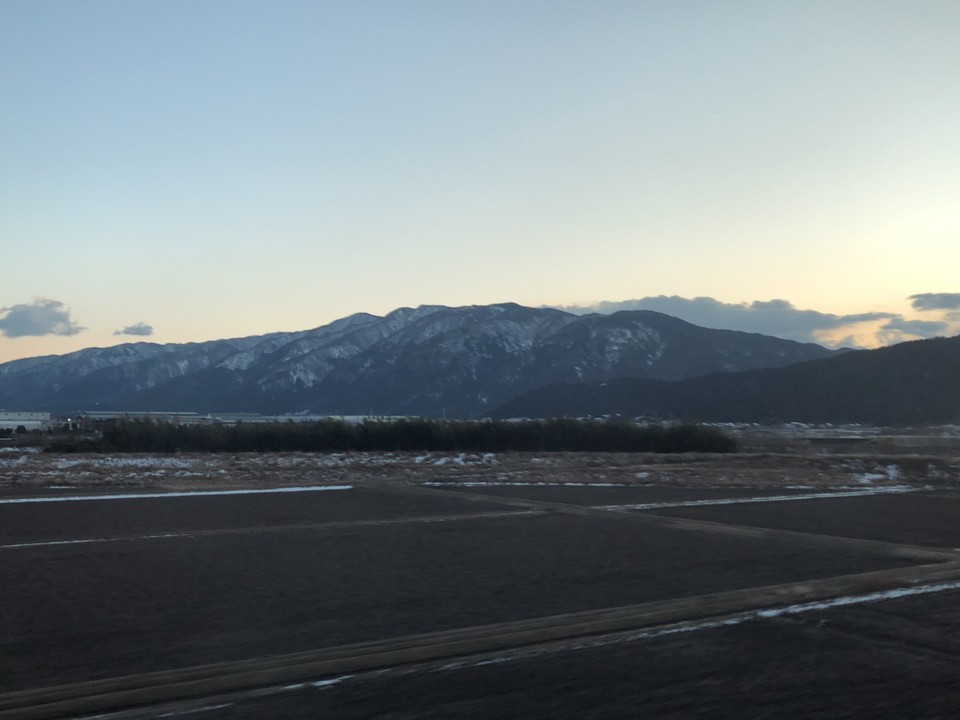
[494,335,960,426]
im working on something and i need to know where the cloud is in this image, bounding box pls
[552,295,898,346]
[909,293,960,311]
[876,318,950,346]
[114,322,154,337]
[0,298,85,338]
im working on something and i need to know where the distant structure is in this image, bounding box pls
[320,415,408,425]
[78,411,206,427]
[0,412,52,431]
[205,413,269,424]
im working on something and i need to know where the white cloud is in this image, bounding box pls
[0,298,84,338]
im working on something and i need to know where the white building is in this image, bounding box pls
[0,412,52,431]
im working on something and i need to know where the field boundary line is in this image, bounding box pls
[0,486,353,505]
[590,485,918,510]
[0,510,544,550]
[388,483,956,561]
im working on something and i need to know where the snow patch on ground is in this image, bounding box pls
[432,580,960,675]
[427,453,499,467]
[157,703,234,717]
[847,462,902,485]
[55,456,198,470]
[279,674,354,692]
[311,674,354,689]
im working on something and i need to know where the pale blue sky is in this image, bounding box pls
[2,1,959,361]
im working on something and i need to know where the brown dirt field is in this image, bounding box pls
[0,491,910,694]
[3,442,960,719]
[182,590,960,720]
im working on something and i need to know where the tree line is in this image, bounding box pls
[48,418,737,454]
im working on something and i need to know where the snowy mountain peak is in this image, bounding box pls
[0,303,839,416]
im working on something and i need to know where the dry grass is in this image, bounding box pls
[2,444,959,494]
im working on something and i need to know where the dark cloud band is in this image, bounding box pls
[114,322,154,337]
[909,293,960,311]
[551,295,952,347]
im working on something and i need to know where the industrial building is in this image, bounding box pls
[0,412,52,432]
[78,411,206,426]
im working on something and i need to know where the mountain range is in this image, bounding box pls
[0,303,838,418]
[495,334,960,426]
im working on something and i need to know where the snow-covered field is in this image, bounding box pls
[0,445,957,494]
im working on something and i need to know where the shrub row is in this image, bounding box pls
[49,418,737,454]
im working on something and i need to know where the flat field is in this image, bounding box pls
[1,444,960,719]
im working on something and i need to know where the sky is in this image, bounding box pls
[2,0,960,363]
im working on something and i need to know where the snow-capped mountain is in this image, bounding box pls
[0,303,839,417]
